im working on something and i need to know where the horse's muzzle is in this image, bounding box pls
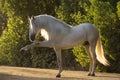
[29,34,35,42]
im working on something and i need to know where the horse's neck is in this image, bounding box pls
[38,16,72,40]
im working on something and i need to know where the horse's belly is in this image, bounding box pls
[58,33,86,49]
[58,41,83,49]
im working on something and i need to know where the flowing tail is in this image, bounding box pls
[96,35,109,66]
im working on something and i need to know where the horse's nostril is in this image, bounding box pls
[29,34,35,42]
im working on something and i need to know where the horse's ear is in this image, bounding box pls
[31,15,35,20]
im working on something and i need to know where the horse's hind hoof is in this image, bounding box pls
[56,74,61,78]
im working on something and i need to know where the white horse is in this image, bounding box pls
[20,14,109,78]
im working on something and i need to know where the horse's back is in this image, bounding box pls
[80,23,99,43]
[79,23,98,34]
[76,23,97,31]
[75,23,99,42]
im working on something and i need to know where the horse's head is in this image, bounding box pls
[28,16,38,42]
[28,15,50,42]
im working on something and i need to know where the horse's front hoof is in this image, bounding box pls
[91,73,95,76]
[88,73,95,76]
[56,74,61,78]
[88,73,91,76]
[20,48,25,53]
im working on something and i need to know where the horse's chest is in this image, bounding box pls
[41,29,49,40]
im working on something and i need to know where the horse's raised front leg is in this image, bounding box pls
[54,48,62,78]
[20,43,37,52]
[20,41,52,52]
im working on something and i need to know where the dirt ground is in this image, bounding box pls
[0,66,120,80]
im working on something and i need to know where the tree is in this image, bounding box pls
[0,0,120,73]
[0,0,59,67]
[73,0,120,72]
[0,10,7,36]
[0,0,77,69]
[117,1,120,20]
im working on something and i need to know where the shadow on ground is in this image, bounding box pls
[95,75,120,79]
[0,66,120,80]
[0,73,89,80]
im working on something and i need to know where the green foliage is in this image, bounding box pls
[30,48,57,68]
[0,15,29,65]
[69,0,120,72]
[117,1,120,20]
[0,0,120,73]
[73,46,89,70]
[0,0,77,69]
[0,10,7,35]
[0,0,59,67]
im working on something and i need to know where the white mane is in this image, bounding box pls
[35,15,72,31]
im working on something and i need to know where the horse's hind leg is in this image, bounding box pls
[54,48,62,78]
[84,45,93,76]
[89,41,97,76]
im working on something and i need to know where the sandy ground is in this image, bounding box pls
[0,66,120,80]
